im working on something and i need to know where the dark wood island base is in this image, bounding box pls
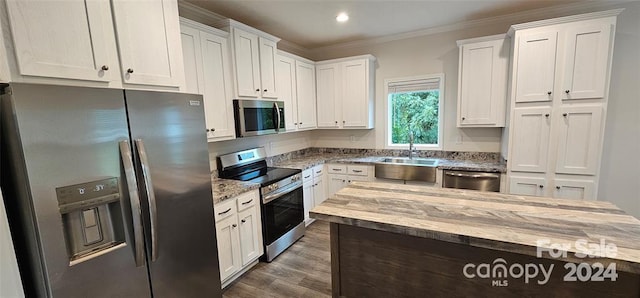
[330,223,639,297]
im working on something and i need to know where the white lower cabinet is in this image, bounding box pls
[302,165,326,225]
[326,164,374,197]
[508,175,546,196]
[214,190,262,287]
[553,178,595,200]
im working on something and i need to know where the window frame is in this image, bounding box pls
[384,74,445,150]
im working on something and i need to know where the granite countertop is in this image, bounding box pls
[211,178,260,205]
[310,181,640,274]
[273,153,506,173]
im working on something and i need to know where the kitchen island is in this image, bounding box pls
[310,182,640,297]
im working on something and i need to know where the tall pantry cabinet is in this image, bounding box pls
[504,9,622,200]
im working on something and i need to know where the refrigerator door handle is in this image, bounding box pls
[119,140,145,267]
[134,139,159,262]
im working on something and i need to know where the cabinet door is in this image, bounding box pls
[553,178,595,200]
[509,176,546,196]
[276,55,298,130]
[302,182,314,225]
[328,175,348,198]
[233,29,261,97]
[316,64,340,128]
[342,59,369,127]
[295,61,317,129]
[510,107,552,172]
[555,106,603,175]
[215,215,241,282]
[238,206,261,266]
[180,24,204,94]
[515,31,557,103]
[111,0,184,88]
[258,38,278,98]
[200,31,234,140]
[313,176,327,206]
[5,0,116,82]
[561,23,612,100]
[459,39,508,126]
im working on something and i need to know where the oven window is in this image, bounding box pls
[243,107,276,132]
[262,187,303,244]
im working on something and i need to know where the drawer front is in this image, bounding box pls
[302,168,313,184]
[327,164,347,174]
[214,199,237,222]
[236,190,258,212]
[313,165,324,177]
[347,165,369,176]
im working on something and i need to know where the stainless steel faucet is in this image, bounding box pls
[408,131,416,159]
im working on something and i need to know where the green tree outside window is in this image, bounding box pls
[390,90,439,145]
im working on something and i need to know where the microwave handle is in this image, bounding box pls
[274,102,281,131]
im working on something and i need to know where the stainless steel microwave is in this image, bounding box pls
[233,99,285,137]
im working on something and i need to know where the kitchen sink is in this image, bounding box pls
[380,157,438,166]
[374,157,439,183]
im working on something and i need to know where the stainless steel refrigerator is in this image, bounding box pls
[0,83,222,297]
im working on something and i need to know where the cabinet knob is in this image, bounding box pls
[206,129,210,132]
[462,117,466,121]
[255,89,260,92]
[539,185,544,189]
[335,121,338,124]
[343,120,346,124]
[563,113,568,117]
[556,186,561,190]
[211,128,216,132]
[547,91,552,95]
[263,89,267,92]
[545,114,550,117]
[241,219,246,223]
[127,68,134,74]
[342,180,346,183]
[232,224,237,228]
[565,90,570,94]
[101,65,109,71]
[299,122,302,125]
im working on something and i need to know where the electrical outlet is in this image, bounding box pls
[350,135,356,142]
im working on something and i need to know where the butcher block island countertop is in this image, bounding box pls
[310,181,640,297]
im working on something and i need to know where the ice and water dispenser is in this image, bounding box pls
[56,177,126,264]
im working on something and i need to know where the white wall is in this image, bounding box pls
[310,25,508,152]
[207,131,312,171]
[598,2,640,218]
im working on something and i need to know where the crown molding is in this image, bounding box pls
[179,17,229,37]
[309,0,628,56]
[277,49,315,64]
[456,34,508,47]
[177,1,227,26]
[316,54,376,65]
[507,8,624,35]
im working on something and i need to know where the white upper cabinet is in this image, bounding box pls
[315,55,375,129]
[510,107,551,173]
[111,0,184,88]
[276,54,298,130]
[316,64,340,128]
[295,60,317,129]
[3,0,185,90]
[219,21,280,99]
[555,106,603,175]
[258,38,278,98]
[180,19,234,142]
[561,23,612,100]
[4,0,118,83]
[515,31,557,103]
[457,35,510,127]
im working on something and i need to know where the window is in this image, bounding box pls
[385,74,444,149]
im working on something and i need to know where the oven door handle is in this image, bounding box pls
[263,181,302,204]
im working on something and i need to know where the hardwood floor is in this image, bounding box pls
[223,220,332,298]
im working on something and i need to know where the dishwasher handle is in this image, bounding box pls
[445,172,499,179]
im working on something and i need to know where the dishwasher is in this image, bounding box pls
[442,170,500,192]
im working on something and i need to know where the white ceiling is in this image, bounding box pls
[185,0,589,49]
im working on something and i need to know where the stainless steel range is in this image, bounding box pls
[217,148,304,262]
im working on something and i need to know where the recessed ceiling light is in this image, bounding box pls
[336,12,349,23]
